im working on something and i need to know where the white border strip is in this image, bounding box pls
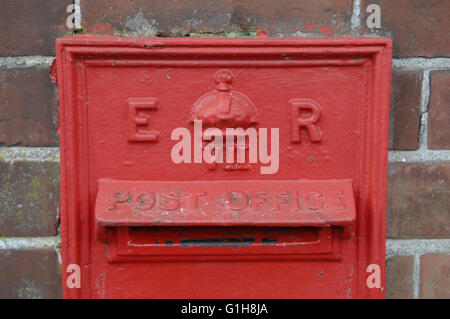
[0,147,60,162]
[393,58,450,71]
[74,0,82,30]
[351,0,361,34]
[0,237,60,249]
[388,149,450,162]
[386,239,450,258]
[0,56,55,68]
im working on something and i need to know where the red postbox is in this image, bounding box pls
[54,36,392,298]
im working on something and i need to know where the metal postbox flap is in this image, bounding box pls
[95,178,356,231]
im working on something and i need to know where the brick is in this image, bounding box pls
[82,0,353,37]
[420,254,450,298]
[389,70,422,150]
[0,67,59,146]
[0,248,61,298]
[386,256,415,299]
[361,0,450,57]
[428,71,450,149]
[387,162,450,238]
[0,0,70,56]
[0,161,59,237]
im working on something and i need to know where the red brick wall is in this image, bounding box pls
[0,0,448,299]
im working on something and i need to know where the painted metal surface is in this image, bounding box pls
[54,36,392,298]
[95,179,355,227]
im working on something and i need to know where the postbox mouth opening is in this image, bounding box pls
[105,225,345,261]
[125,226,324,247]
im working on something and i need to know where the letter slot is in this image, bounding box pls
[95,179,355,262]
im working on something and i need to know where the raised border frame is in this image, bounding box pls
[55,36,392,299]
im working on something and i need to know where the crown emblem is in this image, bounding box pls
[190,69,259,128]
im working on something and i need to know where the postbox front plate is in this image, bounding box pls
[55,36,391,298]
